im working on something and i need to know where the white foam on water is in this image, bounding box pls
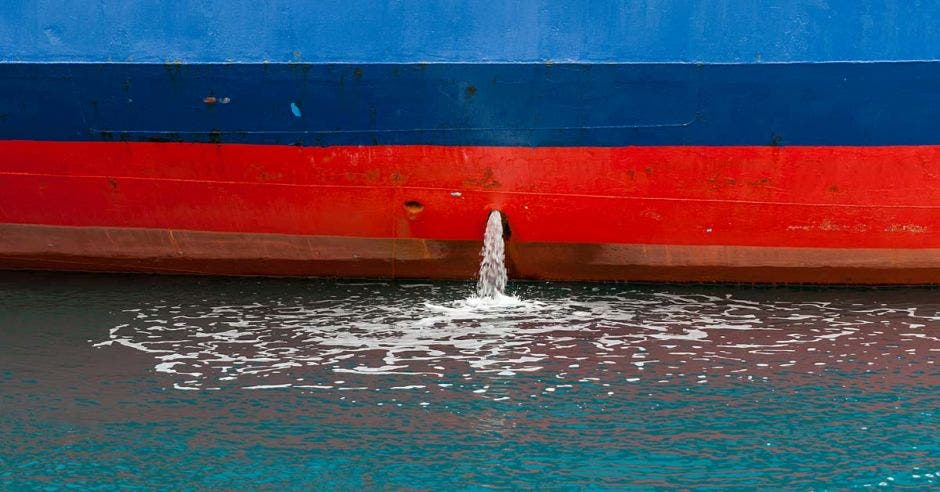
[92,282,940,393]
[242,384,293,390]
[422,293,546,319]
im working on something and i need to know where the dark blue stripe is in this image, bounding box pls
[2,62,940,146]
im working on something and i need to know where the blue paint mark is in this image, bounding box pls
[1,0,940,63]
[290,102,301,118]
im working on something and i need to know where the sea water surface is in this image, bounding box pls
[1,271,938,490]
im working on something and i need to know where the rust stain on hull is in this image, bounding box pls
[4,223,940,284]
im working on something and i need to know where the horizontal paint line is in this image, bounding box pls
[12,138,940,151]
[90,114,701,132]
[4,170,940,210]
[7,60,940,65]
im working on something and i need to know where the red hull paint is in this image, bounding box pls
[2,140,940,282]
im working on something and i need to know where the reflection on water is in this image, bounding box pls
[2,272,938,489]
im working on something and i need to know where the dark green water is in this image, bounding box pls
[1,272,938,490]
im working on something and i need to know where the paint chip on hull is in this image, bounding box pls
[290,102,302,118]
[885,224,928,233]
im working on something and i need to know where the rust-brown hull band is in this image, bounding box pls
[3,223,940,284]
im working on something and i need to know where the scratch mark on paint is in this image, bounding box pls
[787,220,870,233]
[290,102,302,118]
[640,209,662,221]
[885,224,927,233]
[203,96,230,105]
[165,230,185,256]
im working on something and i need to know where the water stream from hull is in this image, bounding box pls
[476,211,508,298]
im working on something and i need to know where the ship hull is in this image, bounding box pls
[4,1,940,283]
[3,140,940,283]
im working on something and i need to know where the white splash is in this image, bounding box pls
[476,210,508,298]
[92,277,940,394]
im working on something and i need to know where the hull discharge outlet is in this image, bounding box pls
[476,211,508,298]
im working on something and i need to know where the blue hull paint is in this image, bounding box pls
[2,0,939,63]
[3,1,940,147]
[2,62,940,146]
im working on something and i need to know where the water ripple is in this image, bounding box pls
[94,284,940,396]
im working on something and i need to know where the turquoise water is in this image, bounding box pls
[1,272,938,490]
